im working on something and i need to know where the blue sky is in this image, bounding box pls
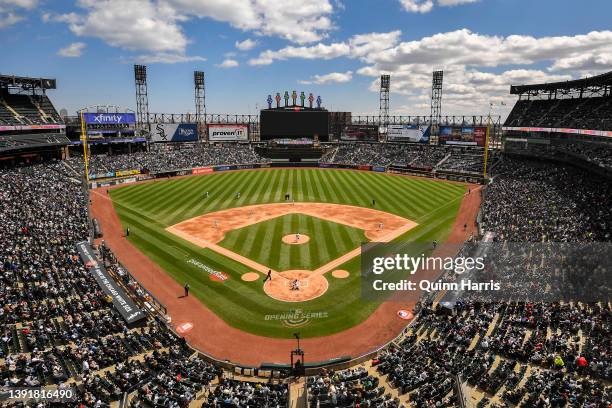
[1,0,611,118]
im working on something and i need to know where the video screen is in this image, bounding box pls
[260,109,329,141]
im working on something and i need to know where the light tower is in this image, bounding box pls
[194,71,206,140]
[430,70,443,143]
[379,74,390,141]
[134,65,150,137]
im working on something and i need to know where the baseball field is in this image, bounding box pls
[106,168,467,339]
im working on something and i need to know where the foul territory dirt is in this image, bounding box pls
[90,174,481,366]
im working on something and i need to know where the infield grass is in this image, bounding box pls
[109,168,466,338]
[219,213,367,271]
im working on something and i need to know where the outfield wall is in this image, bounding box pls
[88,161,487,189]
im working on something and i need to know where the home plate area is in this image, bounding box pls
[263,270,329,302]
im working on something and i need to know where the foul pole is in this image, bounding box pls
[483,106,492,179]
[80,111,89,183]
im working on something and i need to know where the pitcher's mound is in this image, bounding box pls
[332,270,350,279]
[264,270,328,302]
[282,234,310,245]
[241,272,260,282]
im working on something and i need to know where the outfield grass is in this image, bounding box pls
[219,213,367,271]
[109,169,466,338]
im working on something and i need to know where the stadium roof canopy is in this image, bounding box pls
[510,70,612,96]
[0,74,56,90]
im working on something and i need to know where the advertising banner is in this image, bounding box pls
[76,242,146,325]
[387,124,430,143]
[207,124,249,141]
[341,124,378,141]
[214,165,237,172]
[502,127,612,138]
[192,167,214,175]
[440,126,486,146]
[474,127,486,146]
[115,169,141,177]
[0,124,65,132]
[83,113,136,125]
[151,123,198,142]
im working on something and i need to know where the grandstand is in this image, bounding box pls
[0,74,68,163]
[504,70,612,178]
[0,75,62,126]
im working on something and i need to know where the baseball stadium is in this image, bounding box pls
[1,2,611,406]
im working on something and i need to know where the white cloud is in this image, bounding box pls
[0,0,37,9]
[248,31,401,65]
[252,28,611,115]
[0,11,21,28]
[163,0,334,44]
[57,0,188,53]
[438,0,479,6]
[133,52,206,64]
[399,0,479,13]
[299,71,352,84]
[0,0,37,29]
[235,38,257,51]
[45,0,336,63]
[57,42,86,57]
[217,58,239,68]
[399,0,433,13]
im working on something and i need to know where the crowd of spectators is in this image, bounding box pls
[201,379,288,407]
[505,139,612,172]
[307,367,398,407]
[481,157,612,241]
[375,300,610,407]
[82,144,265,176]
[2,143,611,407]
[505,96,612,131]
[0,159,288,407]
[558,141,612,170]
[331,143,452,171]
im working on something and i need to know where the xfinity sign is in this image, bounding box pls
[83,112,136,125]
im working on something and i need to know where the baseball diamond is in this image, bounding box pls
[94,168,470,347]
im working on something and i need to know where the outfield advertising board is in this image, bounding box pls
[192,167,214,175]
[151,123,198,142]
[439,126,486,146]
[207,124,249,141]
[387,124,430,143]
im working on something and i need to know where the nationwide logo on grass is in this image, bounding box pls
[187,259,229,282]
[265,309,329,328]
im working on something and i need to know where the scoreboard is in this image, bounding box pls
[260,108,329,141]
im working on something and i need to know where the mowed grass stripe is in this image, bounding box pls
[332,170,368,209]
[138,175,201,214]
[167,174,233,222]
[110,168,468,338]
[236,169,271,208]
[318,170,341,203]
[369,172,431,216]
[391,174,460,208]
[244,168,276,206]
